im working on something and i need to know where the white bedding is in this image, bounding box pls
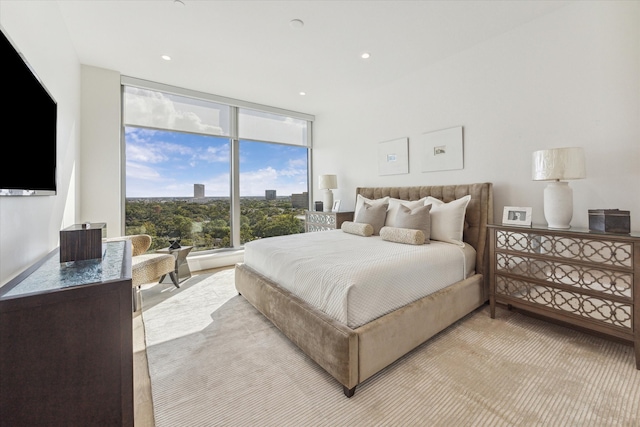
[243,230,476,328]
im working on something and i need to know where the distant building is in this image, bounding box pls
[194,184,205,198]
[291,191,309,209]
[265,190,276,200]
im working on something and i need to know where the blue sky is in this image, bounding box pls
[125,127,308,198]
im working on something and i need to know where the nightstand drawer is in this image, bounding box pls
[496,230,633,268]
[495,275,632,330]
[496,252,632,298]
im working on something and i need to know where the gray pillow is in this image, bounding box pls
[354,201,389,235]
[394,203,431,240]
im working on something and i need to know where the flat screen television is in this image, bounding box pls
[0,25,57,196]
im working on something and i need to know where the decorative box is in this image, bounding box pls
[588,209,630,234]
[60,222,107,262]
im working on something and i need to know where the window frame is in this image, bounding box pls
[120,77,314,253]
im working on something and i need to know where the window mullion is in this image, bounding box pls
[230,107,241,248]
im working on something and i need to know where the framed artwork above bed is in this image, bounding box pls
[378,137,409,175]
[419,126,464,172]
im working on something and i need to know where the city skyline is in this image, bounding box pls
[125,127,309,198]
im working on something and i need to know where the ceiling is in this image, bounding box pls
[56,0,570,116]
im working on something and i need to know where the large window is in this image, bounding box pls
[122,79,313,253]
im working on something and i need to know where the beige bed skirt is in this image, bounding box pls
[235,263,486,393]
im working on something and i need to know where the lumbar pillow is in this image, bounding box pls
[354,201,389,235]
[394,203,431,240]
[354,194,390,220]
[380,226,425,245]
[341,221,373,237]
[385,197,428,227]
[425,195,471,246]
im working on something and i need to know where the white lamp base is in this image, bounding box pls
[543,181,573,229]
[323,189,333,212]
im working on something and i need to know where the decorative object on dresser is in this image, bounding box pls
[59,222,107,262]
[532,147,586,229]
[488,223,640,369]
[315,201,323,212]
[332,199,341,212]
[589,209,631,234]
[502,206,532,227]
[305,210,354,232]
[318,174,337,212]
[0,241,134,426]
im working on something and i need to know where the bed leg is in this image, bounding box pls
[343,385,356,398]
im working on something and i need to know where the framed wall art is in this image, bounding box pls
[419,126,463,172]
[378,137,409,175]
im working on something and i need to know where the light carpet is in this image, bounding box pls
[141,268,640,426]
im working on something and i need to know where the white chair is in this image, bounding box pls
[106,234,178,311]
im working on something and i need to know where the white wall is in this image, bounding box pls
[313,1,640,231]
[80,65,123,236]
[0,1,81,286]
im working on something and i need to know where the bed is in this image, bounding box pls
[235,183,493,397]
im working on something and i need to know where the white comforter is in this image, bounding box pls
[243,230,476,329]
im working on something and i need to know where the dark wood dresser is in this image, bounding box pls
[0,241,134,426]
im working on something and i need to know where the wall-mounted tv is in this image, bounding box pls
[0,25,57,196]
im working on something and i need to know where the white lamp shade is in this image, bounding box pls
[532,147,586,181]
[318,174,338,190]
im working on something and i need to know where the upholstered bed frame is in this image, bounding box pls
[235,183,493,397]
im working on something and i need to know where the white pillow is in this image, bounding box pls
[385,197,427,227]
[354,194,390,219]
[424,195,471,246]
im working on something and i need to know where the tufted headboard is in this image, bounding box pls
[355,183,494,283]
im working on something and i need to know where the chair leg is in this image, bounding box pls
[132,286,140,312]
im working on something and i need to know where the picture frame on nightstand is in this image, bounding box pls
[332,200,341,212]
[502,206,532,226]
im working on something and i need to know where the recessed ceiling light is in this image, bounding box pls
[361,52,371,59]
[161,55,172,61]
[299,91,306,96]
[290,19,304,29]
[174,0,185,6]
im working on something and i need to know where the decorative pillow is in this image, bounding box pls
[354,194,390,220]
[385,197,428,227]
[354,201,389,235]
[341,221,373,237]
[380,226,425,245]
[394,203,431,240]
[424,195,471,246]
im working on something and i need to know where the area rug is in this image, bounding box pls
[141,269,640,426]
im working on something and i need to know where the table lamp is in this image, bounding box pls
[319,174,337,212]
[532,147,585,229]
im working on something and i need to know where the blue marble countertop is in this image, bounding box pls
[1,240,128,298]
